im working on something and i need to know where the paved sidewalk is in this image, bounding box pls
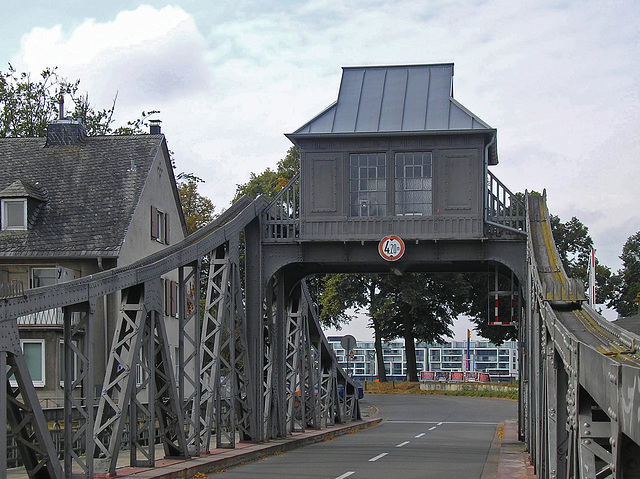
[7,419,381,479]
[482,419,537,478]
[8,417,536,478]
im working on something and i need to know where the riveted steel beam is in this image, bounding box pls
[93,284,146,474]
[179,262,201,456]
[2,319,64,479]
[62,301,95,478]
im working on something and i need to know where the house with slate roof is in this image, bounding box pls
[0,119,188,402]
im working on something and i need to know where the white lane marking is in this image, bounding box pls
[369,452,388,462]
[396,441,410,448]
[335,472,355,479]
[415,433,425,438]
[386,420,498,425]
[429,426,437,431]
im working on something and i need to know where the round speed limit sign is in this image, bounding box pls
[378,235,405,261]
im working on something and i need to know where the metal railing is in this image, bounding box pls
[486,171,526,235]
[0,280,23,299]
[262,172,300,241]
[16,307,81,326]
[262,170,526,241]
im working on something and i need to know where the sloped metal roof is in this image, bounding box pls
[292,64,493,134]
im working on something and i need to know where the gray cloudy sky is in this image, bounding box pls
[3,0,639,339]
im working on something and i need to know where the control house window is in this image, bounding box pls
[1,198,27,230]
[349,153,386,217]
[395,152,432,216]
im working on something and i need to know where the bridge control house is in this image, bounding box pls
[266,63,526,304]
[287,63,504,240]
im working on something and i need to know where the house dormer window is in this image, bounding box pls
[1,198,27,230]
[0,180,47,231]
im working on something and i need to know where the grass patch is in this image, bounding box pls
[362,381,518,400]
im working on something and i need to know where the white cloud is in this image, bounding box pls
[14,5,210,108]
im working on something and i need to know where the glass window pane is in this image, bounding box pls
[349,153,387,216]
[3,200,26,229]
[33,268,57,288]
[395,151,433,216]
[23,342,43,383]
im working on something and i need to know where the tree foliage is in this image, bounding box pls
[607,232,640,317]
[374,273,468,381]
[234,146,299,202]
[0,64,158,137]
[317,273,369,329]
[550,214,614,307]
[550,215,593,278]
[177,173,216,234]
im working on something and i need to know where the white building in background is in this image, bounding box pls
[327,337,518,382]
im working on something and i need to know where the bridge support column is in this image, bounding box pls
[285,285,306,433]
[244,216,264,443]
[63,301,96,478]
[93,282,189,475]
[179,261,202,456]
[1,320,63,479]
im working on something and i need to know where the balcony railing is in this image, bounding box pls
[262,169,526,241]
[262,172,300,241]
[0,280,24,299]
[17,307,81,327]
[486,171,526,236]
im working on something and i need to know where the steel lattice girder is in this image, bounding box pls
[63,302,95,478]
[285,289,305,433]
[93,285,147,473]
[179,262,202,456]
[198,237,254,451]
[92,282,189,475]
[2,319,64,479]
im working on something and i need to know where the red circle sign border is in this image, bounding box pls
[378,235,405,262]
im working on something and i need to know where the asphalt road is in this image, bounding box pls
[216,393,517,478]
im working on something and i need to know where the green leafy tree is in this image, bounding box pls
[550,215,593,278]
[315,273,389,381]
[177,173,216,234]
[0,64,158,137]
[550,214,613,306]
[375,273,468,381]
[607,232,640,317]
[233,146,299,202]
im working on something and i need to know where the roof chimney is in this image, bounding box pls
[149,119,162,135]
[45,119,88,147]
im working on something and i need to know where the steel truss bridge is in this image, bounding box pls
[1,186,640,479]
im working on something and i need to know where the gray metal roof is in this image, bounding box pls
[0,134,173,258]
[291,64,493,135]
